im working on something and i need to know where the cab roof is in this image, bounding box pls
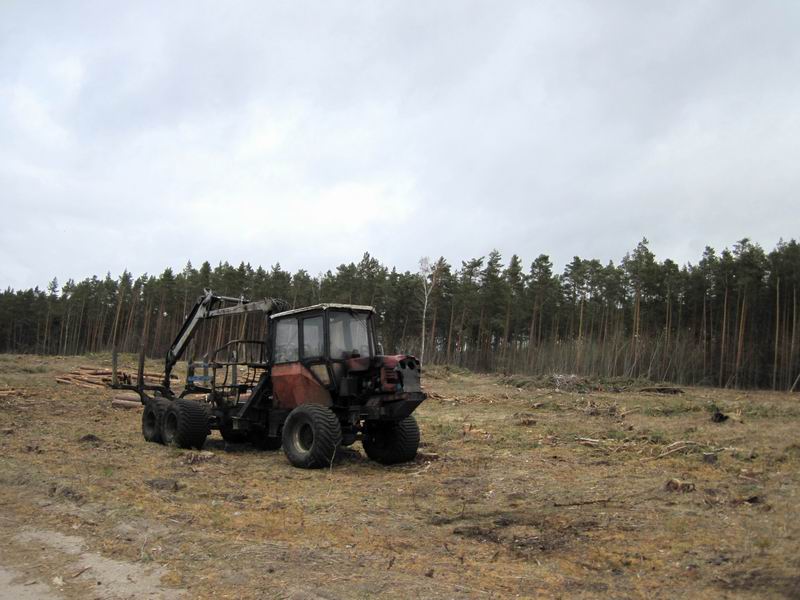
[270,303,375,320]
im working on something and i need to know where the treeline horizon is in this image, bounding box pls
[1,237,799,390]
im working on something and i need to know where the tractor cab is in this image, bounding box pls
[269,304,375,408]
[271,303,375,362]
[268,304,424,420]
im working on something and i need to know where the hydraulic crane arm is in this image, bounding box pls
[163,290,287,387]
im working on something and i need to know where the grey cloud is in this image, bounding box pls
[1,0,798,289]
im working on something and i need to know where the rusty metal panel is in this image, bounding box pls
[271,363,332,409]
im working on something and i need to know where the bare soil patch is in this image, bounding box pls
[1,354,799,598]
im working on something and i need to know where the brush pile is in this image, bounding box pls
[499,373,642,394]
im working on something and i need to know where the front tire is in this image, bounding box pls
[161,399,210,449]
[281,405,342,468]
[362,416,420,465]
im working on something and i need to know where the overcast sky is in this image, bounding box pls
[1,1,798,290]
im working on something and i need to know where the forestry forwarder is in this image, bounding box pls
[114,290,425,468]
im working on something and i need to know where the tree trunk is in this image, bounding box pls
[632,289,641,376]
[527,299,537,367]
[773,278,780,390]
[456,306,467,364]
[734,294,747,388]
[74,300,86,355]
[420,294,428,365]
[792,287,798,382]
[43,305,51,354]
[476,306,485,370]
[576,297,584,372]
[701,294,707,379]
[428,303,438,364]
[446,302,455,363]
[60,305,70,355]
[109,287,125,350]
[719,286,728,388]
[502,300,512,360]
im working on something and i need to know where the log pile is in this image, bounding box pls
[0,388,25,398]
[55,365,177,389]
[53,366,184,410]
[111,391,143,410]
[56,367,115,388]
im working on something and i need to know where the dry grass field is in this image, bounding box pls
[1,353,799,599]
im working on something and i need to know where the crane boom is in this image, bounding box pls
[163,290,287,387]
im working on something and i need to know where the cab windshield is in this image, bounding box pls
[328,311,372,359]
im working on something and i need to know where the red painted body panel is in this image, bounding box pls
[271,363,332,409]
[344,356,372,372]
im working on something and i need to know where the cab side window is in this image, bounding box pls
[302,316,324,359]
[274,318,299,362]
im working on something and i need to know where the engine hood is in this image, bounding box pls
[344,354,420,373]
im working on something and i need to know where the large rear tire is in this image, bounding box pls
[281,405,342,468]
[362,416,420,465]
[161,399,210,449]
[142,398,170,444]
